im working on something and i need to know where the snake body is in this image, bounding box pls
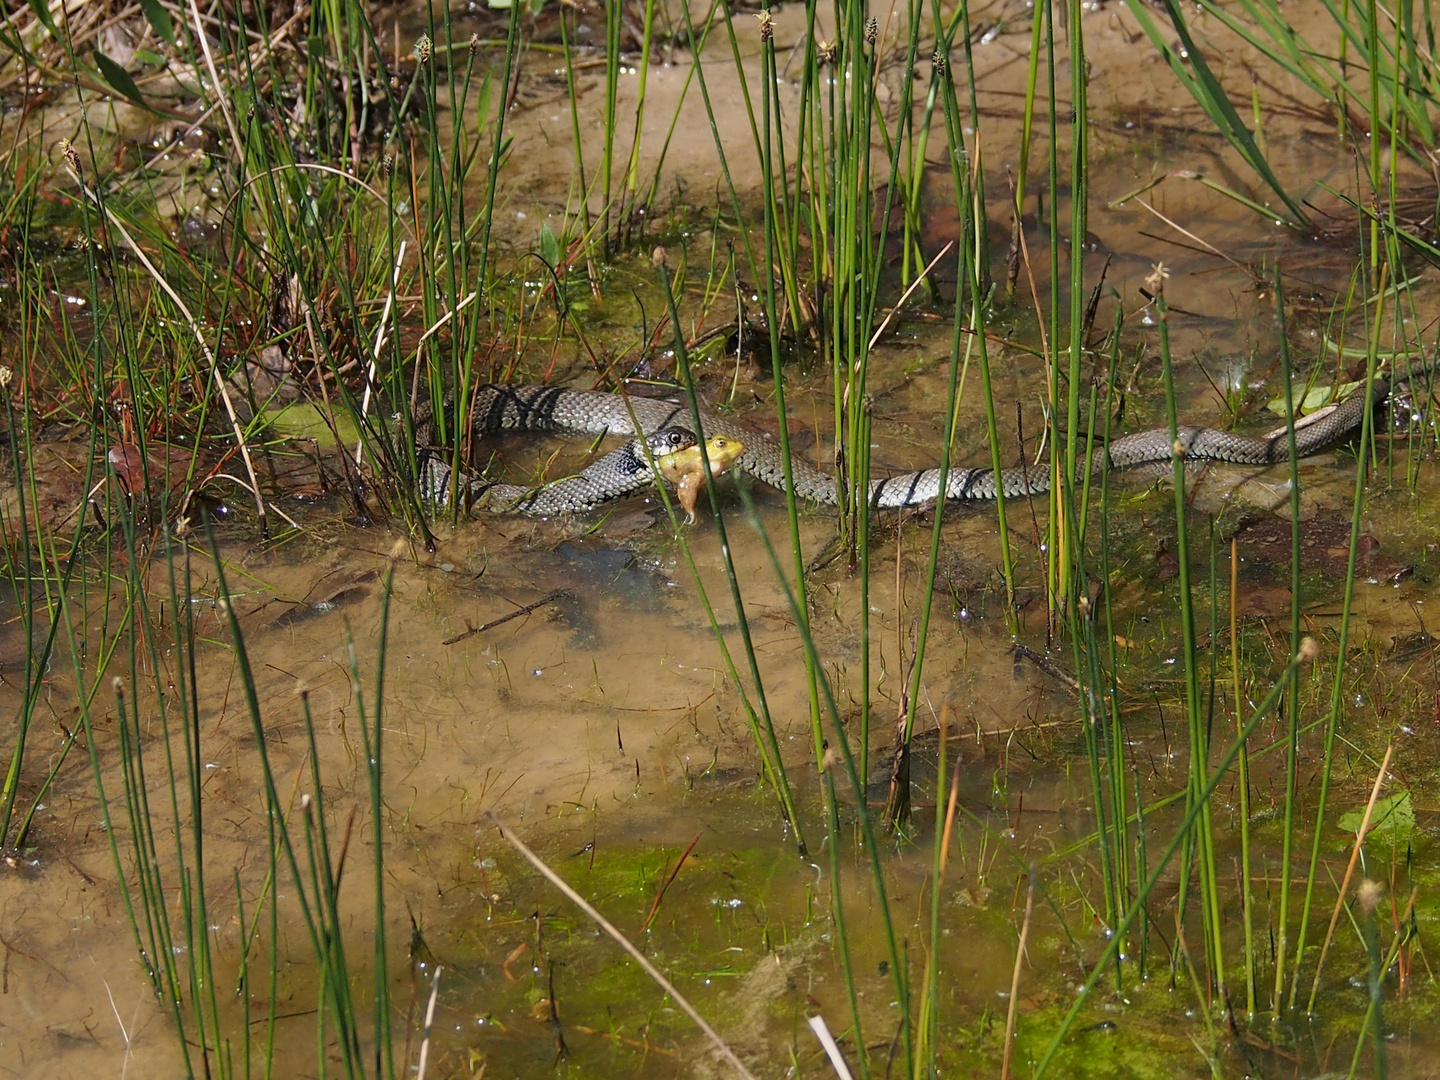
[415,375,1405,515]
[430,425,703,513]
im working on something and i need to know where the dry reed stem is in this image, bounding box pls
[1307,742,1395,1007]
[489,811,760,1080]
[1000,872,1035,1080]
[186,0,244,160]
[415,964,443,1080]
[355,240,407,464]
[866,241,954,352]
[65,166,271,531]
[807,1015,856,1080]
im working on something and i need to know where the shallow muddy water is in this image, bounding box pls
[5,0,1440,1077]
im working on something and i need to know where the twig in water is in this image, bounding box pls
[489,812,760,1080]
[643,833,701,932]
[443,590,571,645]
[867,242,955,351]
[1013,645,1080,692]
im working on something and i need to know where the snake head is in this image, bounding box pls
[646,427,698,456]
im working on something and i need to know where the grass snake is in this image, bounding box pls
[414,373,1419,516]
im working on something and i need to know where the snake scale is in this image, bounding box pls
[414,372,1416,515]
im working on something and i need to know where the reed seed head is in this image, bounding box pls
[1357,878,1382,915]
[817,39,836,66]
[57,138,81,177]
[469,32,480,55]
[652,245,668,268]
[865,17,878,44]
[755,10,773,41]
[415,35,433,64]
[1145,261,1169,296]
[1298,636,1320,662]
[0,365,11,390]
[932,48,947,76]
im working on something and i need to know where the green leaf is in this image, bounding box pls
[475,71,493,136]
[94,51,149,110]
[262,403,359,449]
[1266,380,1361,418]
[133,48,166,66]
[538,223,560,268]
[137,0,175,45]
[25,0,56,37]
[1337,789,1414,840]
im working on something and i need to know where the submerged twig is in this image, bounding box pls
[489,812,759,1080]
[642,833,701,932]
[442,590,570,646]
[1013,645,1080,692]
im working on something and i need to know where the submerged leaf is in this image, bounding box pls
[263,403,359,448]
[1337,789,1414,840]
[1266,380,1361,418]
[538,223,561,269]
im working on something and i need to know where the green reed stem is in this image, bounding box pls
[477,0,521,281]
[1032,643,1313,1079]
[738,487,913,1077]
[1231,534,1256,1017]
[1298,268,1387,1014]
[652,259,806,848]
[757,11,825,771]
[1268,266,1304,1013]
[1156,290,1225,1004]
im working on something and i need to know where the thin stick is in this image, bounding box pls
[867,241,954,351]
[1000,872,1035,1080]
[937,756,962,872]
[408,291,478,414]
[63,161,269,532]
[1307,742,1395,1008]
[807,1015,856,1080]
[186,0,245,158]
[642,833,701,932]
[442,590,569,646]
[1133,196,1253,279]
[489,812,759,1080]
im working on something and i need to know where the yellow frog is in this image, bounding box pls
[655,434,745,523]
